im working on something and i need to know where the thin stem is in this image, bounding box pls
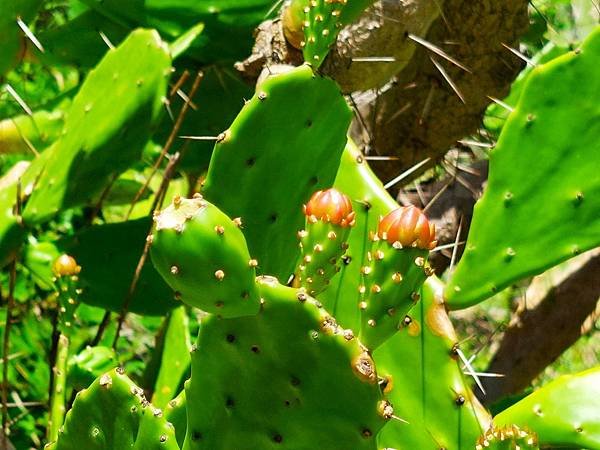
[46,334,69,443]
[1,261,16,450]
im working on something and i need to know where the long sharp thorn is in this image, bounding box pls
[419,83,436,124]
[408,33,471,72]
[423,179,453,213]
[487,95,514,112]
[457,139,494,149]
[99,31,115,49]
[4,84,32,116]
[17,16,44,53]
[383,157,431,190]
[351,56,396,62]
[391,415,410,425]
[431,241,466,253]
[501,43,537,67]
[456,347,486,395]
[176,89,198,110]
[449,215,463,272]
[385,102,412,124]
[430,57,466,104]
[364,156,400,161]
[179,135,220,141]
[265,0,284,18]
[463,371,505,378]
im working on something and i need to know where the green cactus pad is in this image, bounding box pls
[183,276,387,450]
[295,219,352,296]
[151,196,260,318]
[476,425,539,450]
[446,27,600,308]
[286,0,375,67]
[494,367,600,449]
[59,217,177,316]
[359,243,430,350]
[23,29,171,224]
[375,276,491,450]
[202,65,351,281]
[320,141,398,332]
[47,368,180,450]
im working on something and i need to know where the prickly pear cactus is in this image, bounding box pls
[294,188,355,296]
[446,27,600,308]
[23,28,171,224]
[46,368,179,450]
[476,425,539,450]
[202,64,352,281]
[493,367,600,449]
[183,276,389,450]
[151,195,261,318]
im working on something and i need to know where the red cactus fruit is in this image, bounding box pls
[377,206,437,250]
[304,188,355,227]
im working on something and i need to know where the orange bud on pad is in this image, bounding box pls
[304,188,355,227]
[377,206,436,250]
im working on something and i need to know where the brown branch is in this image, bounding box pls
[481,251,600,404]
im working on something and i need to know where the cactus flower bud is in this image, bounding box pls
[52,254,81,277]
[304,188,355,227]
[377,206,436,250]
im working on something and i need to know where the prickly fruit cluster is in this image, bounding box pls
[296,188,355,295]
[359,206,435,349]
[150,195,260,318]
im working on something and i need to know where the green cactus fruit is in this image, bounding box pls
[359,206,436,349]
[46,368,179,450]
[67,346,118,391]
[202,64,352,281]
[375,276,491,449]
[150,195,260,318]
[59,217,177,316]
[23,28,171,224]
[294,188,355,296]
[476,425,539,450]
[446,27,600,308]
[52,254,82,335]
[321,141,398,331]
[151,306,191,408]
[183,276,389,450]
[493,366,600,449]
[165,391,187,449]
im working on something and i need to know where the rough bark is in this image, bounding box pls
[364,0,529,183]
[481,251,600,404]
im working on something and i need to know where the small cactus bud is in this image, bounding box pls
[377,206,437,250]
[304,188,355,227]
[52,254,81,277]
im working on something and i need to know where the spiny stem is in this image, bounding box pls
[46,334,69,443]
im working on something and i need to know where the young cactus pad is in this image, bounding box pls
[446,27,600,308]
[375,276,491,449]
[23,29,171,224]
[295,188,355,296]
[493,367,600,449]
[359,205,436,349]
[202,64,352,282]
[150,195,260,318]
[183,276,389,450]
[46,368,179,450]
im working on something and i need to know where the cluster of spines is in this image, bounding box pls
[476,425,539,450]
